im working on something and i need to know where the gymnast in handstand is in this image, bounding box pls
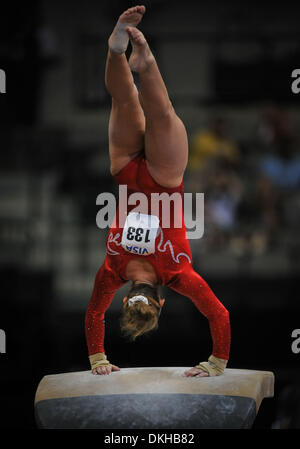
[85,5,230,377]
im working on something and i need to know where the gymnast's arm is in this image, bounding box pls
[85,259,125,375]
[169,267,231,376]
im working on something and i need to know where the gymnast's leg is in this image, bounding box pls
[126,25,189,188]
[106,6,146,176]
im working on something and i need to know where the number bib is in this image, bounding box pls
[121,212,160,256]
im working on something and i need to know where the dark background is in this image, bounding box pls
[1,0,300,429]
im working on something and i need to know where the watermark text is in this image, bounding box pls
[291,329,300,354]
[291,69,300,94]
[0,329,6,353]
[96,185,204,239]
[0,69,6,93]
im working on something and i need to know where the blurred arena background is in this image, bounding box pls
[1,0,300,429]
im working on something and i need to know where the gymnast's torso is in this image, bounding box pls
[87,153,230,360]
[104,152,193,286]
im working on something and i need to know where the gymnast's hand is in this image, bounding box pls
[184,367,209,378]
[92,364,121,375]
[184,355,228,377]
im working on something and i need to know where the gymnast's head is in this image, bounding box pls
[120,282,165,341]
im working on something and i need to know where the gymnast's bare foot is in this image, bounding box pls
[127,27,155,73]
[108,5,146,54]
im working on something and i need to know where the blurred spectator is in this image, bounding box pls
[188,117,240,172]
[185,117,242,252]
[187,159,245,256]
[37,22,59,64]
[205,161,243,249]
[257,107,300,245]
[257,105,293,152]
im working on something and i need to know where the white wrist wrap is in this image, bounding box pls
[89,352,110,370]
[196,355,228,376]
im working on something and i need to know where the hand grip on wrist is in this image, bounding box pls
[89,352,110,370]
[195,355,227,376]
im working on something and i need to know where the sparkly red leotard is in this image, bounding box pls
[85,153,230,360]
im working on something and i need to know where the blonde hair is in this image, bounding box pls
[120,283,161,341]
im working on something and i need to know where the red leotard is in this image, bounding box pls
[85,153,230,360]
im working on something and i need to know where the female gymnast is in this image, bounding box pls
[85,5,230,377]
